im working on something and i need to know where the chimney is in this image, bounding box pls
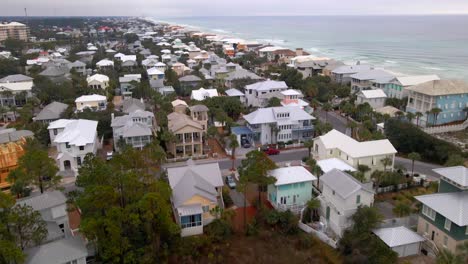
[296,48,303,56]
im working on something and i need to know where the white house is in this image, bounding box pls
[147,67,165,88]
[225,88,246,104]
[373,226,425,257]
[356,89,387,109]
[95,58,114,69]
[190,88,219,101]
[318,169,375,237]
[313,129,397,177]
[48,119,99,174]
[86,74,109,90]
[244,80,289,107]
[350,69,395,92]
[0,79,33,107]
[243,106,315,145]
[75,94,107,112]
[111,109,155,152]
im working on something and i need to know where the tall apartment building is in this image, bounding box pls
[0,22,29,41]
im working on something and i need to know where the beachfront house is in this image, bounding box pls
[243,106,315,145]
[244,80,289,107]
[48,119,99,174]
[331,64,373,85]
[267,166,317,214]
[312,129,397,178]
[167,160,224,237]
[406,80,468,127]
[75,94,107,112]
[356,89,387,109]
[350,69,394,93]
[382,75,440,99]
[318,169,375,237]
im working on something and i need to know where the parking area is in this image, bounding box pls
[222,170,249,208]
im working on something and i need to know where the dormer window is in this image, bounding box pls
[66,142,70,149]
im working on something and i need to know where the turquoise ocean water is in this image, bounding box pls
[159,16,468,80]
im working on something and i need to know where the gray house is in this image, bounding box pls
[69,60,87,75]
[39,65,70,83]
[179,75,202,90]
[33,101,69,124]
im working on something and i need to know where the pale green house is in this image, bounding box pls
[267,166,317,214]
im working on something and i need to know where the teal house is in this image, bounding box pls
[267,166,317,214]
[415,166,468,254]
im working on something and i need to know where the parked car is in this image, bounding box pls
[225,175,236,189]
[264,148,280,155]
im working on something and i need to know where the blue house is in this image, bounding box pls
[406,80,468,127]
[267,166,317,214]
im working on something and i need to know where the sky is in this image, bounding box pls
[2,0,468,17]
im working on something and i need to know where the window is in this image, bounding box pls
[425,223,429,234]
[59,223,65,233]
[444,218,451,231]
[180,214,202,228]
[79,146,84,151]
[202,205,209,213]
[422,205,436,220]
[443,236,448,247]
[53,129,58,135]
[77,157,82,166]
[356,195,361,204]
[65,142,70,149]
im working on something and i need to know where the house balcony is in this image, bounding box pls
[270,201,306,215]
[291,125,314,132]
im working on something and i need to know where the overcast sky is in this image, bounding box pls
[2,0,468,17]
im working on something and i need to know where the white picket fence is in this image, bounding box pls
[298,222,338,249]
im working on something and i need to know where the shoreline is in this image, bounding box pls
[142,16,466,80]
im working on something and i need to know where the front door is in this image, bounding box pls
[326,206,330,221]
[431,231,435,240]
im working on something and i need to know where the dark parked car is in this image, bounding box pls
[225,175,236,189]
[264,148,280,155]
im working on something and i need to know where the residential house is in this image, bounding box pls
[373,226,425,257]
[33,101,69,124]
[172,99,189,114]
[75,94,107,112]
[317,158,356,174]
[0,76,33,107]
[381,75,440,99]
[243,106,315,145]
[190,88,219,101]
[39,65,70,83]
[267,166,317,213]
[189,104,209,132]
[167,160,224,236]
[225,88,246,104]
[24,237,88,264]
[172,62,189,76]
[167,112,204,158]
[179,75,202,91]
[244,80,289,107]
[158,86,175,96]
[289,56,341,78]
[312,129,397,177]
[86,74,109,90]
[0,129,33,191]
[406,80,468,126]
[356,89,387,109]
[69,60,86,75]
[223,67,262,88]
[415,166,468,253]
[119,74,141,95]
[147,67,165,89]
[318,169,375,237]
[331,64,373,85]
[142,58,159,69]
[48,119,99,174]
[375,105,401,118]
[121,55,137,69]
[95,58,114,69]
[111,108,155,151]
[279,89,312,112]
[350,69,395,92]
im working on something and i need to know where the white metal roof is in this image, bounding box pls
[177,204,203,216]
[269,166,317,186]
[225,88,245,97]
[416,192,468,226]
[245,80,288,92]
[350,69,394,81]
[0,81,33,92]
[147,67,164,75]
[75,94,107,103]
[373,226,425,248]
[358,89,387,99]
[281,89,302,96]
[96,59,114,67]
[243,106,315,125]
[393,75,440,87]
[332,64,373,74]
[171,99,188,107]
[317,158,357,173]
[86,74,109,83]
[320,169,374,199]
[190,88,219,101]
[433,166,468,188]
[317,129,397,158]
[48,119,98,146]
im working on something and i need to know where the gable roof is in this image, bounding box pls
[147,67,165,75]
[191,88,219,101]
[317,129,396,158]
[16,190,66,211]
[24,236,87,264]
[245,80,288,91]
[416,192,468,226]
[86,74,109,83]
[75,94,106,103]
[243,106,315,125]
[0,74,33,83]
[350,69,394,81]
[392,75,440,87]
[171,99,188,107]
[179,75,202,82]
[332,64,373,75]
[168,112,203,132]
[122,98,145,113]
[433,166,468,188]
[167,161,223,207]
[48,119,98,146]
[34,101,69,121]
[189,104,209,112]
[269,166,317,186]
[406,80,468,96]
[358,89,387,99]
[225,88,245,97]
[317,158,356,173]
[321,169,374,199]
[373,226,425,247]
[0,81,33,92]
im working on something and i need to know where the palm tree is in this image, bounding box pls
[347,121,358,139]
[0,106,7,123]
[395,111,405,120]
[381,157,392,172]
[306,158,323,188]
[406,112,415,123]
[415,112,423,127]
[228,134,239,171]
[303,140,314,159]
[322,102,332,122]
[306,198,321,222]
[407,152,421,176]
[430,107,443,126]
[357,164,370,180]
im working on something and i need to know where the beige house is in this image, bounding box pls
[189,105,209,132]
[312,129,397,179]
[171,99,188,114]
[75,94,107,112]
[167,112,204,158]
[86,74,109,90]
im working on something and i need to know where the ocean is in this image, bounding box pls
[159,15,468,80]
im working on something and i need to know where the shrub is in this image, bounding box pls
[205,219,232,242]
[222,187,234,208]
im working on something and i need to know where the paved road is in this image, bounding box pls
[316,109,351,136]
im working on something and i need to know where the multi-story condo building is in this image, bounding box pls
[243,106,315,145]
[48,119,99,174]
[415,166,468,254]
[406,80,468,127]
[0,22,29,41]
[244,80,289,107]
[312,129,397,178]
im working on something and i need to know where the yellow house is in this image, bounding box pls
[167,160,224,237]
[167,112,204,158]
